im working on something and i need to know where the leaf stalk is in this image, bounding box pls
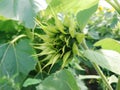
[11,34,26,44]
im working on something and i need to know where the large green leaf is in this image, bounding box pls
[94,38,120,53]
[46,0,98,15]
[77,2,98,30]
[0,0,47,28]
[84,50,120,75]
[0,39,37,90]
[36,69,80,90]
[46,0,98,30]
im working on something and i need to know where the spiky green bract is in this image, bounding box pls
[34,15,85,71]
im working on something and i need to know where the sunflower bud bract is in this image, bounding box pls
[34,15,85,70]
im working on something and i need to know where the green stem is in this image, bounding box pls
[105,0,120,14]
[114,0,120,9]
[11,34,26,44]
[92,63,113,90]
[116,76,120,90]
[82,39,113,90]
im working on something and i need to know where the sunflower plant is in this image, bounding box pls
[1,0,120,90]
[34,0,120,90]
[34,14,85,71]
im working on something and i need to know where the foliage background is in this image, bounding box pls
[0,0,120,90]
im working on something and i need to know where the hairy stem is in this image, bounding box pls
[92,63,113,90]
[82,39,113,90]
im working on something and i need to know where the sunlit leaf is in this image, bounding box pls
[108,75,118,84]
[46,0,98,30]
[0,0,47,28]
[84,49,120,75]
[46,0,98,15]
[77,3,98,30]
[94,38,120,53]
